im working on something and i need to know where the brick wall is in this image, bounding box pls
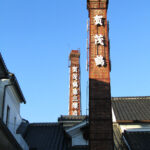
[87,0,114,149]
[69,50,81,116]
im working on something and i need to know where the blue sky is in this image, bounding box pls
[0,0,150,122]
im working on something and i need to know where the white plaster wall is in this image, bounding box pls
[66,121,88,146]
[0,83,4,118]
[72,132,88,146]
[0,79,10,118]
[3,85,29,150]
[3,87,21,131]
[112,108,116,122]
[120,124,150,132]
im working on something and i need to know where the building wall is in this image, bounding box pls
[67,127,88,146]
[0,85,3,118]
[66,121,88,147]
[120,124,150,132]
[72,131,88,146]
[0,79,29,150]
[0,79,9,118]
[3,86,21,128]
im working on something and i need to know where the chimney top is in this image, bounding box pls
[69,50,80,60]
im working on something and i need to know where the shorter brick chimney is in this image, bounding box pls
[69,50,81,116]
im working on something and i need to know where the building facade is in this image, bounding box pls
[0,54,29,150]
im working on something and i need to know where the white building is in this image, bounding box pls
[0,53,29,150]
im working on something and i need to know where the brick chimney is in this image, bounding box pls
[87,0,114,149]
[69,50,81,116]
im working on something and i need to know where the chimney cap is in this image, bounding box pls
[69,50,80,60]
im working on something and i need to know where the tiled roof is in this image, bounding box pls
[70,145,88,150]
[58,115,87,129]
[0,53,26,103]
[124,131,150,150]
[24,123,71,150]
[112,96,150,122]
[58,115,87,121]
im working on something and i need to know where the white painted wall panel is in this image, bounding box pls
[72,133,88,146]
[2,83,29,150]
[120,124,150,132]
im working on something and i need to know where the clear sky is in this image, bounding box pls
[0,0,150,122]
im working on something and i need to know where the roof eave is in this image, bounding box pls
[9,74,26,104]
[0,53,9,78]
[117,120,150,124]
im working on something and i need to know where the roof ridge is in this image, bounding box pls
[29,122,60,126]
[58,115,88,121]
[112,96,150,100]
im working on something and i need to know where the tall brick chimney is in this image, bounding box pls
[69,50,81,116]
[87,0,114,149]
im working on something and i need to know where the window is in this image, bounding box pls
[6,106,10,127]
[14,117,16,132]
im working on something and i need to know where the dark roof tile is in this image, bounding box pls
[124,131,150,150]
[112,96,150,122]
[0,53,26,104]
[70,145,88,150]
[24,123,70,150]
[58,115,87,121]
